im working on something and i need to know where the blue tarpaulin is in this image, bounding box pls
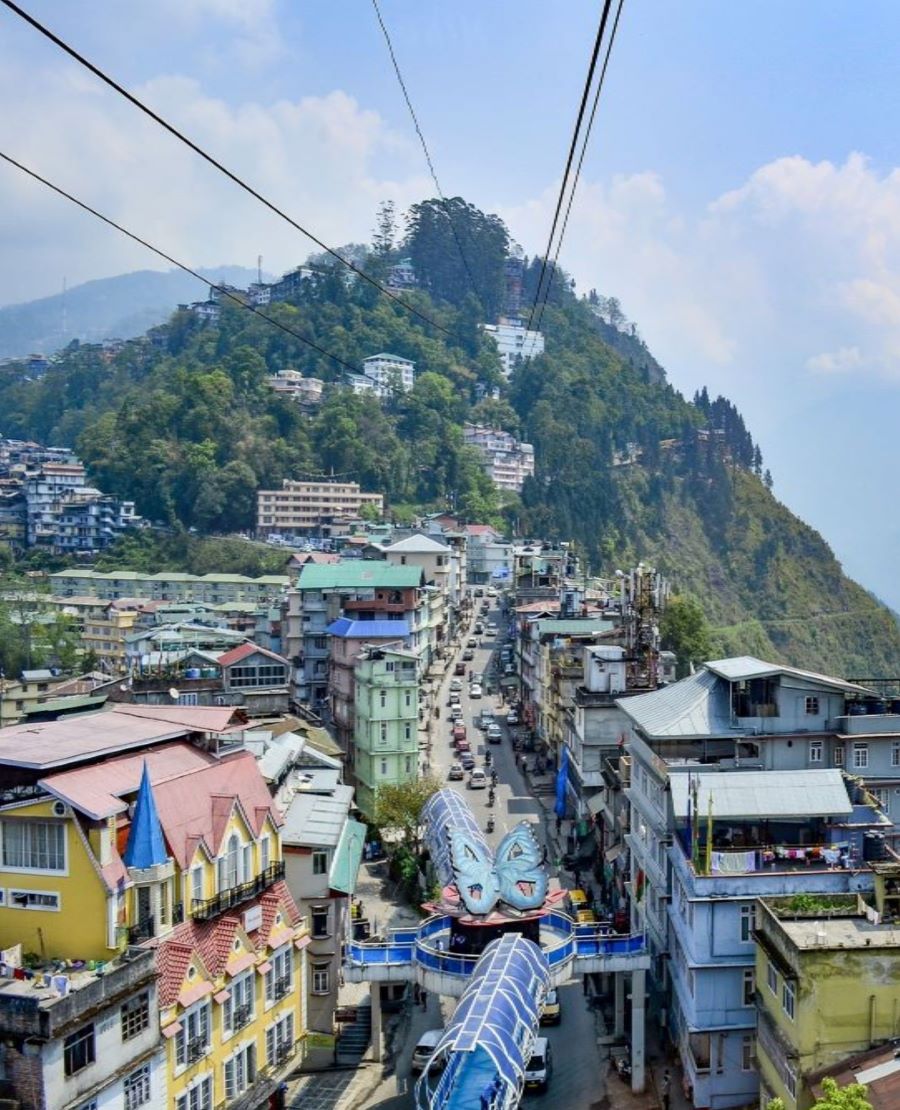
[554,745,569,818]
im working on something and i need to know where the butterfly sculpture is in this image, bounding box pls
[448,822,549,915]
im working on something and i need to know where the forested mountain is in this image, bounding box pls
[0,266,262,359]
[0,197,897,677]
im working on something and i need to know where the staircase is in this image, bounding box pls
[335,999,371,1063]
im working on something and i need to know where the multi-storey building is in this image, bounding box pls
[0,703,310,1109]
[462,423,535,493]
[265,370,324,406]
[382,535,450,666]
[256,480,384,537]
[360,353,415,395]
[754,882,900,1110]
[50,569,289,605]
[464,524,511,585]
[284,562,424,710]
[482,316,545,376]
[352,646,420,818]
[22,463,139,552]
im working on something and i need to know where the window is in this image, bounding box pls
[893,742,900,768]
[380,758,388,776]
[175,1001,211,1068]
[266,1013,295,1066]
[743,969,755,1006]
[178,692,199,707]
[191,867,203,903]
[312,851,328,875]
[379,690,386,709]
[782,979,795,1020]
[260,837,270,872]
[225,833,243,890]
[2,820,65,871]
[871,787,889,812]
[741,1034,754,1072]
[123,1064,151,1110]
[805,696,820,715]
[312,963,330,995]
[404,723,412,742]
[176,1077,212,1110]
[834,744,845,767]
[405,690,412,707]
[224,1044,256,1100]
[809,740,822,763]
[9,889,59,910]
[64,1023,95,1076]
[380,723,387,742]
[405,755,412,774]
[311,905,330,938]
[223,970,255,1035]
[767,961,778,995]
[740,903,756,943]
[264,945,293,1005]
[785,1063,798,1098]
[121,992,150,1040]
[853,742,869,769]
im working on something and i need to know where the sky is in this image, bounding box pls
[1,0,899,611]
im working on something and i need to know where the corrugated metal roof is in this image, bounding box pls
[383,534,449,553]
[531,618,617,636]
[281,785,354,847]
[618,670,735,739]
[669,769,852,820]
[326,618,410,639]
[704,656,870,694]
[297,562,424,590]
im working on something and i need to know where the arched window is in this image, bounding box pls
[226,833,241,890]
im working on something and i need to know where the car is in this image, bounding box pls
[468,768,488,789]
[462,648,475,661]
[504,662,515,675]
[467,637,477,648]
[460,752,475,770]
[479,710,494,729]
[452,723,467,740]
[485,623,498,636]
[448,762,464,781]
[449,707,463,723]
[474,587,484,597]
[540,987,561,1025]
[506,710,518,725]
[454,661,466,676]
[524,1037,553,1091]
[411,1029,445,1074]
[474,621,484,634]
[447,693,460,707]
[469,684,483,698]
[449,678,462,692]
[486,723,502,743]
[486,586,498,596]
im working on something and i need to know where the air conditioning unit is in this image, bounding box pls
[232,1003,252,1029]
[52,800,66,817]
[186,1037,206,1063]
[273,975,291,1000]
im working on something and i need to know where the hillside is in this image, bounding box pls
[0,266,263,359]
[0,197,897,678]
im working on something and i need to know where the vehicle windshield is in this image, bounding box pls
[527,1055,545,1071]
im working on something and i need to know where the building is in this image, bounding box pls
[386,258,417,291]
[256,480,384,537]
[266,370,324,407]
[0,704,311,1109]
[382,535,450,671]
[462,423,536,493]
[482,317,545,376]
[0,947,166,1110]
[352,646,420,818]
[269,267,315,302]
[464,525,512,585]
[284,562,425,710]
[360,353,415,395]
[50,569,289,605]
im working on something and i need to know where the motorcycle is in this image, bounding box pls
[490,770,498,788]
[487,788,496,807]
[613,1055,632,1083]
[486,816,495,834]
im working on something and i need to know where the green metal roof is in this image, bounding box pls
[328,817,367,895]
[533,618,617,636]
[297,562,424,590]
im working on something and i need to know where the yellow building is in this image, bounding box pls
[754,887,900,1110]
[0,704,310,1108]
[81,600,141,671]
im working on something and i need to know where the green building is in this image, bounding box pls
[352,646,420,818]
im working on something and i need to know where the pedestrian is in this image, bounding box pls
[413,982,421,1006]
[420,988,428,1011]
[661,1069,671,1110]
[555,814,562,835]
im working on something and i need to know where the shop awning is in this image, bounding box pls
[587,792,605,816]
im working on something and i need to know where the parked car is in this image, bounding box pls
[474,621,484,634]
[540,988,561,1025]
[411,1029,444,1074]
[449,707,463,722]
[448,693,460,707]
[469,684,483,698]
[448,762,464,781]
[467,637,477,648]
[486,723,502,743]
[450,678,462,691]
[468,768,488,789]
[486,587,498,597]
[452,724,467,741]
[462,648,475,661]
[524,1038,553,1091]
[506,710,519,725]
[485,623,498,636]
[460,752,475,770]
[455,737,471,753]
[454,661,466,676]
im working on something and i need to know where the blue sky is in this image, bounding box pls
[1,0,899,613]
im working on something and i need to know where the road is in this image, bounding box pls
[365,593,607,1110]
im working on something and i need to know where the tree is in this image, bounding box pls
[767,1078,873,1110]
[372,200,397,257]
[373,776,441,857]
[660,595,714,677]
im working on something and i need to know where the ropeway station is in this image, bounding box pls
[344,789,650,1104]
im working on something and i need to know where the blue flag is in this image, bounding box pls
[555,745,569,818]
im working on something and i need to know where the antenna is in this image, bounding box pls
[257,254,262,286]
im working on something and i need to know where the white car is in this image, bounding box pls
[486,723,502,742]
[449,678,462,691]
[486,587,498,596]
[468,768,488,789]
[412,1029,444,1073]
[469,684,483,698]
[506,710,519,725]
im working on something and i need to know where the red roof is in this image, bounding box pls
[155,879,303,1007]
[110,704,248,732]
[465,524,499,537]
[217,642,288,668]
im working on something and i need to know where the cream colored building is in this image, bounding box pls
[257,480,384,536]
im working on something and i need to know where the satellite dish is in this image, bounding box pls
[119,683,129,692]
[169,688,180,700]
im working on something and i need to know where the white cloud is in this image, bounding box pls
[806,346,862,374]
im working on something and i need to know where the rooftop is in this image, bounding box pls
[281,783,354,848]
[363,352,414,365]
[383,533,450,554]
[704,655,870,694]
[774,911,900,950]
[669,769,853,820]
[296,562,424,590]
[326,617,410,640]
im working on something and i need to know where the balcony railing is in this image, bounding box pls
[232,1003,253,1031]
[273,975,292,1001]
[191,861,286,921]
[128,915,155,943]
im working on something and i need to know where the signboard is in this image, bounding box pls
[334,1006,358,1023]
[307,1032,336,1049]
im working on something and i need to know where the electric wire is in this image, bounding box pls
[0,149,363,376]
[371,0,489,315]
[0,0,459,342]
[533,0,625,332]
[526,0,614,331]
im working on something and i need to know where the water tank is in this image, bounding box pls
[863,832,886,862]
[868,699,887,715]
[586,646,627,694]
[185,667,201,680]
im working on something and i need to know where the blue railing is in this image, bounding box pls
[575,931,646,958]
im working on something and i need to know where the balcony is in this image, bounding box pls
[191,861,286,921]
[128,916,155,943]
[273,975,292,1001]
[232,1003,253,1031]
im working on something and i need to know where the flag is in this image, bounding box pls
[555,745,569,818]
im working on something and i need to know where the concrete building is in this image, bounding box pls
[462,423,535,493]
[464,525,512,585]
[50,569,289,606]
[352,646,420,818]
[383,535,450,667]
[482,317,545,376]
[257,480,384,537]
[265,370,324,406]
[755,883,900,1110]
[361,352,415,395]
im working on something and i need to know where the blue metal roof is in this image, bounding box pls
[422,788,489,890]
[122,762,168,869]
[415,935,550,1108]
[326,617,410,640]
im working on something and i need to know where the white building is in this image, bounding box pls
[266,370,324,406]
[482,316,545,376]
[361,353,415,396]
[463,424,535,493]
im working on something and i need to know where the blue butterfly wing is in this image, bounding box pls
[494,823,548,910]
[448,829,500,914]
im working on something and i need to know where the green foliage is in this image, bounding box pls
[92,531,290,577]
[373,776,441,857]
[770,1078,872,1110]
[0,579,81,676]
[660,595,714,676]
